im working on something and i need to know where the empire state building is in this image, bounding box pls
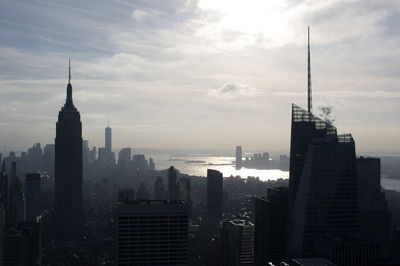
[55,60,83,242]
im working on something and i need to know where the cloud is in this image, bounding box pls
[131,9,148,21]
[208,82,256,99]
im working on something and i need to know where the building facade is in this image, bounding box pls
[116,200,189,265]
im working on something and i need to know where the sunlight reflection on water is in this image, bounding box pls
[151,154,288,181]
[151,154,400,191]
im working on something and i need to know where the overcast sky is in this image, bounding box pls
[0,0,399,155]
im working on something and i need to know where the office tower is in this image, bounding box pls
[168,166,178,201]
[0,161,8,212]
[149,157,155,170]
[154,177,167,200]
[236,146,242,169]
[221,219,254,266]
[177,178,191,203]
[82,140,90,164]
[98,147,115,166]
[118,148,131,165]
[118,189,135,202]
[288,27,337,208]
[136,183,150,199]
[132,154,148,170]
[54,61,83,242]
[3,226,40,266]
[279,154,289,170]
[254,187,288,264]
[288,104,336,207]
[27,143,43,172]
[8,162,24,229]
[89,146,97,162]
[289,132,360,257]
[0,204,5,264]
[207,169,223,219]
[357,157,391,250]
[116,200,189,265]
[105,124,112,152]
[24,174,41,222]
[43,144,55,176]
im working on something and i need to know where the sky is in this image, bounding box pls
[0,0,399,155]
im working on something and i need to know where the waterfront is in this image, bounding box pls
[152,154,400,192]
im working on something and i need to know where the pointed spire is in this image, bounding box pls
[65,58,74,107]
[68,57,71,84]
[307,26,313,114]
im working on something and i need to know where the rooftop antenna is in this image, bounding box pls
[307,26,312,114]
[68,58,71,84]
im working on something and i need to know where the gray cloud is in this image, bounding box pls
[208,83,256,99]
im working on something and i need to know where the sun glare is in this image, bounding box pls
[198,0,288,46]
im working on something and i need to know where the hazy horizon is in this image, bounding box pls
[1,0,399,154]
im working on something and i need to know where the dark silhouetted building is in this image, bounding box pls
[0,162,8,213]
[118,189,135,202]
[254,187,288,264]
[83,140,90,165]
[168,166,178,201]
[288,104,336,208]
[154,177,168,200]
[149,157,155,170]
[54,62,83,242]
[207,169,223,220]
[116,200,189,265]
[357,156,391,252]
[236,146,242,169]
[105,125,112,152]
[136,183,150,199]
[221,219,254,266]
[178,177,191,203]
[289,129,360,257]
[118,148,131,165]
[3,225,40,266]
[8,162,24,229]
[24,173,41,222]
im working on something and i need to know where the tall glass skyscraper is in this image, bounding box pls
[288,105,359,257]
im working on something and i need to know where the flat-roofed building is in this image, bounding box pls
[116,200,189,265]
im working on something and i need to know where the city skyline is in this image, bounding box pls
[1,0,399,154]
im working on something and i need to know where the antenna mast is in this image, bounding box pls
[68,58,71,84]
[307,26,312,114]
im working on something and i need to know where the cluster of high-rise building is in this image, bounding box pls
[0,28,398,265]
[0,161,41,264]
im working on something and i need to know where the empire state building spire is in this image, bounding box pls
[65,58,74,108]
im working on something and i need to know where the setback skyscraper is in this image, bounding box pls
[288,28,360,258]
[54,60,83,242]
